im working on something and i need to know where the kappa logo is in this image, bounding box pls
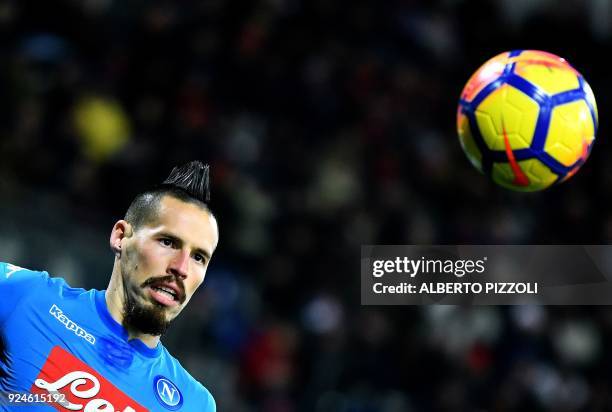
[153,376,183,410]
[49,304,96,345]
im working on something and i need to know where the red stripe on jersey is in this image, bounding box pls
[30,346,148,411]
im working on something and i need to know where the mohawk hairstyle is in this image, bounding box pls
[124,161,212,230]
[162,161,211,203]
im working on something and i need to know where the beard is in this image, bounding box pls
[118,246,186,337]
[120,270,178,336]
[122,283,171,336]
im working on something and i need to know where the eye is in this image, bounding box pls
[193,253,206,264]
[160,238,174,247]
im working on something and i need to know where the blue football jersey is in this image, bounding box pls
[0,262,216,411]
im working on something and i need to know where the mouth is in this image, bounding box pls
[146,284,182,307]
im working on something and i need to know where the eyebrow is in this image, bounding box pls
[160,232,212,260]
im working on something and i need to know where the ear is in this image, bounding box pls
[110,220,133,256]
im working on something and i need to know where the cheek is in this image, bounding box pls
[185,275,206,298]
[123,242,164,283]
[136,243,166,270]
[121,244,139,274]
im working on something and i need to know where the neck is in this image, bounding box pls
[106,260,161,349]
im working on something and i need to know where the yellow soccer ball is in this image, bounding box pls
[457,50,598,191]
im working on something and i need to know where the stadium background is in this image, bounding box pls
[1,0,611,410]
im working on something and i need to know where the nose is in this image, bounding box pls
[168,250,190,280]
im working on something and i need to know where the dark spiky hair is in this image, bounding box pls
[124,161,212,230]
[162,160,210,203]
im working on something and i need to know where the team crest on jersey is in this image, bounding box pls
[153,375,183,410]
[31,346,148,411]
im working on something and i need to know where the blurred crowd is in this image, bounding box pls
[2,0,612,410]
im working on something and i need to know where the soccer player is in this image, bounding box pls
[0,161,218,411]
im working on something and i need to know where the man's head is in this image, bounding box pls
[109,161,219,336]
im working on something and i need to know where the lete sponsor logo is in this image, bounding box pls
[31,346,148,411]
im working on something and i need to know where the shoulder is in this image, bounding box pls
[186,379,216,412]
[200,384,216,411]
[0,261,50,284]
[0,261,82,295]
[158,347,216,411]
[0,262,89,325]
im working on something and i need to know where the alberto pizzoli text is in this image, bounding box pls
[373,282,538,295]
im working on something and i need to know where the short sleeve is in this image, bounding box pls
[0,262,49,324]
